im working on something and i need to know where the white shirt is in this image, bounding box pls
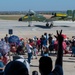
[16,58,30,73]
[26,44,32,53]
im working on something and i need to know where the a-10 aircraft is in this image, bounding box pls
[18,10,67,27]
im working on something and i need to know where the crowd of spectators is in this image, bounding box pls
[0,30,75,75]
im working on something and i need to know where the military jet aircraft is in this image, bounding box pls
[52,13,67,19]
[18,10,55,27]
[18,10,67,27]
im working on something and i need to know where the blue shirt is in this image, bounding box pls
[0,61,4,72]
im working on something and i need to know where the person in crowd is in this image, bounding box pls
[43,33,48,45]
[2,53,8,65]
[71,41,75,57]
[33,42,38,59]
[36,38,41,52]
[39,30,63,75]
[62,40,67,54]
[19,38,25,48]
[13,55,30,73]
[16,46,24,55]
[4,34,9,43]
[66,43,71,53]
[19,38,25,53]
[29,39,34,59]
[32,71,38,75]
[40,34,49,56]
[40,35,44,56]
[43,46,49,56]
[26,41,32,64]
[48,36,54,54]
[48,34,52,45]
[0,53,4,74]
[4,61,29,75]
[10,43,17,53]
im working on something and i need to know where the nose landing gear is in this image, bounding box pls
[46,22,53,28]
[46,23,49,27]
[50,23,53,27]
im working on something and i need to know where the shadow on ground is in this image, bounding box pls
[15,26,32,28]
[34,25,52,29]
[53,25,70,27]
[63,60,75,63]
[30,65,39,67]
[35,25,70,29]
[69,57,75,60]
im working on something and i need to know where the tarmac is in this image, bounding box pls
[0,20,75,39]
[0,20,75,75]
[30,55,75,75]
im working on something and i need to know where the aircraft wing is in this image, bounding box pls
[19,14,47,22]
[18,10,55,22]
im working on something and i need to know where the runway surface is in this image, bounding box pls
[0,20,75,39]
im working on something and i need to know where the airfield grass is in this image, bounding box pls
[0,15,24,20]
[0,15,67,20]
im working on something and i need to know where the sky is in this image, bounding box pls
[0,0,75,11]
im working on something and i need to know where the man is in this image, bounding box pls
[4,61,29,75]
[26,41,32,64]
[13,55,30,73]
[4,34,9,43]
[39,30,63,75]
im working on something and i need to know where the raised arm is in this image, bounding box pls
[55,30,64,67]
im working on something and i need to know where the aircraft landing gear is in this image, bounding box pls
[46,23,49,27]
[28,21,32,27]
[46,23,53,28]
[50,23,53,27]
[28,24,31,27]
[46,21,53,28]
